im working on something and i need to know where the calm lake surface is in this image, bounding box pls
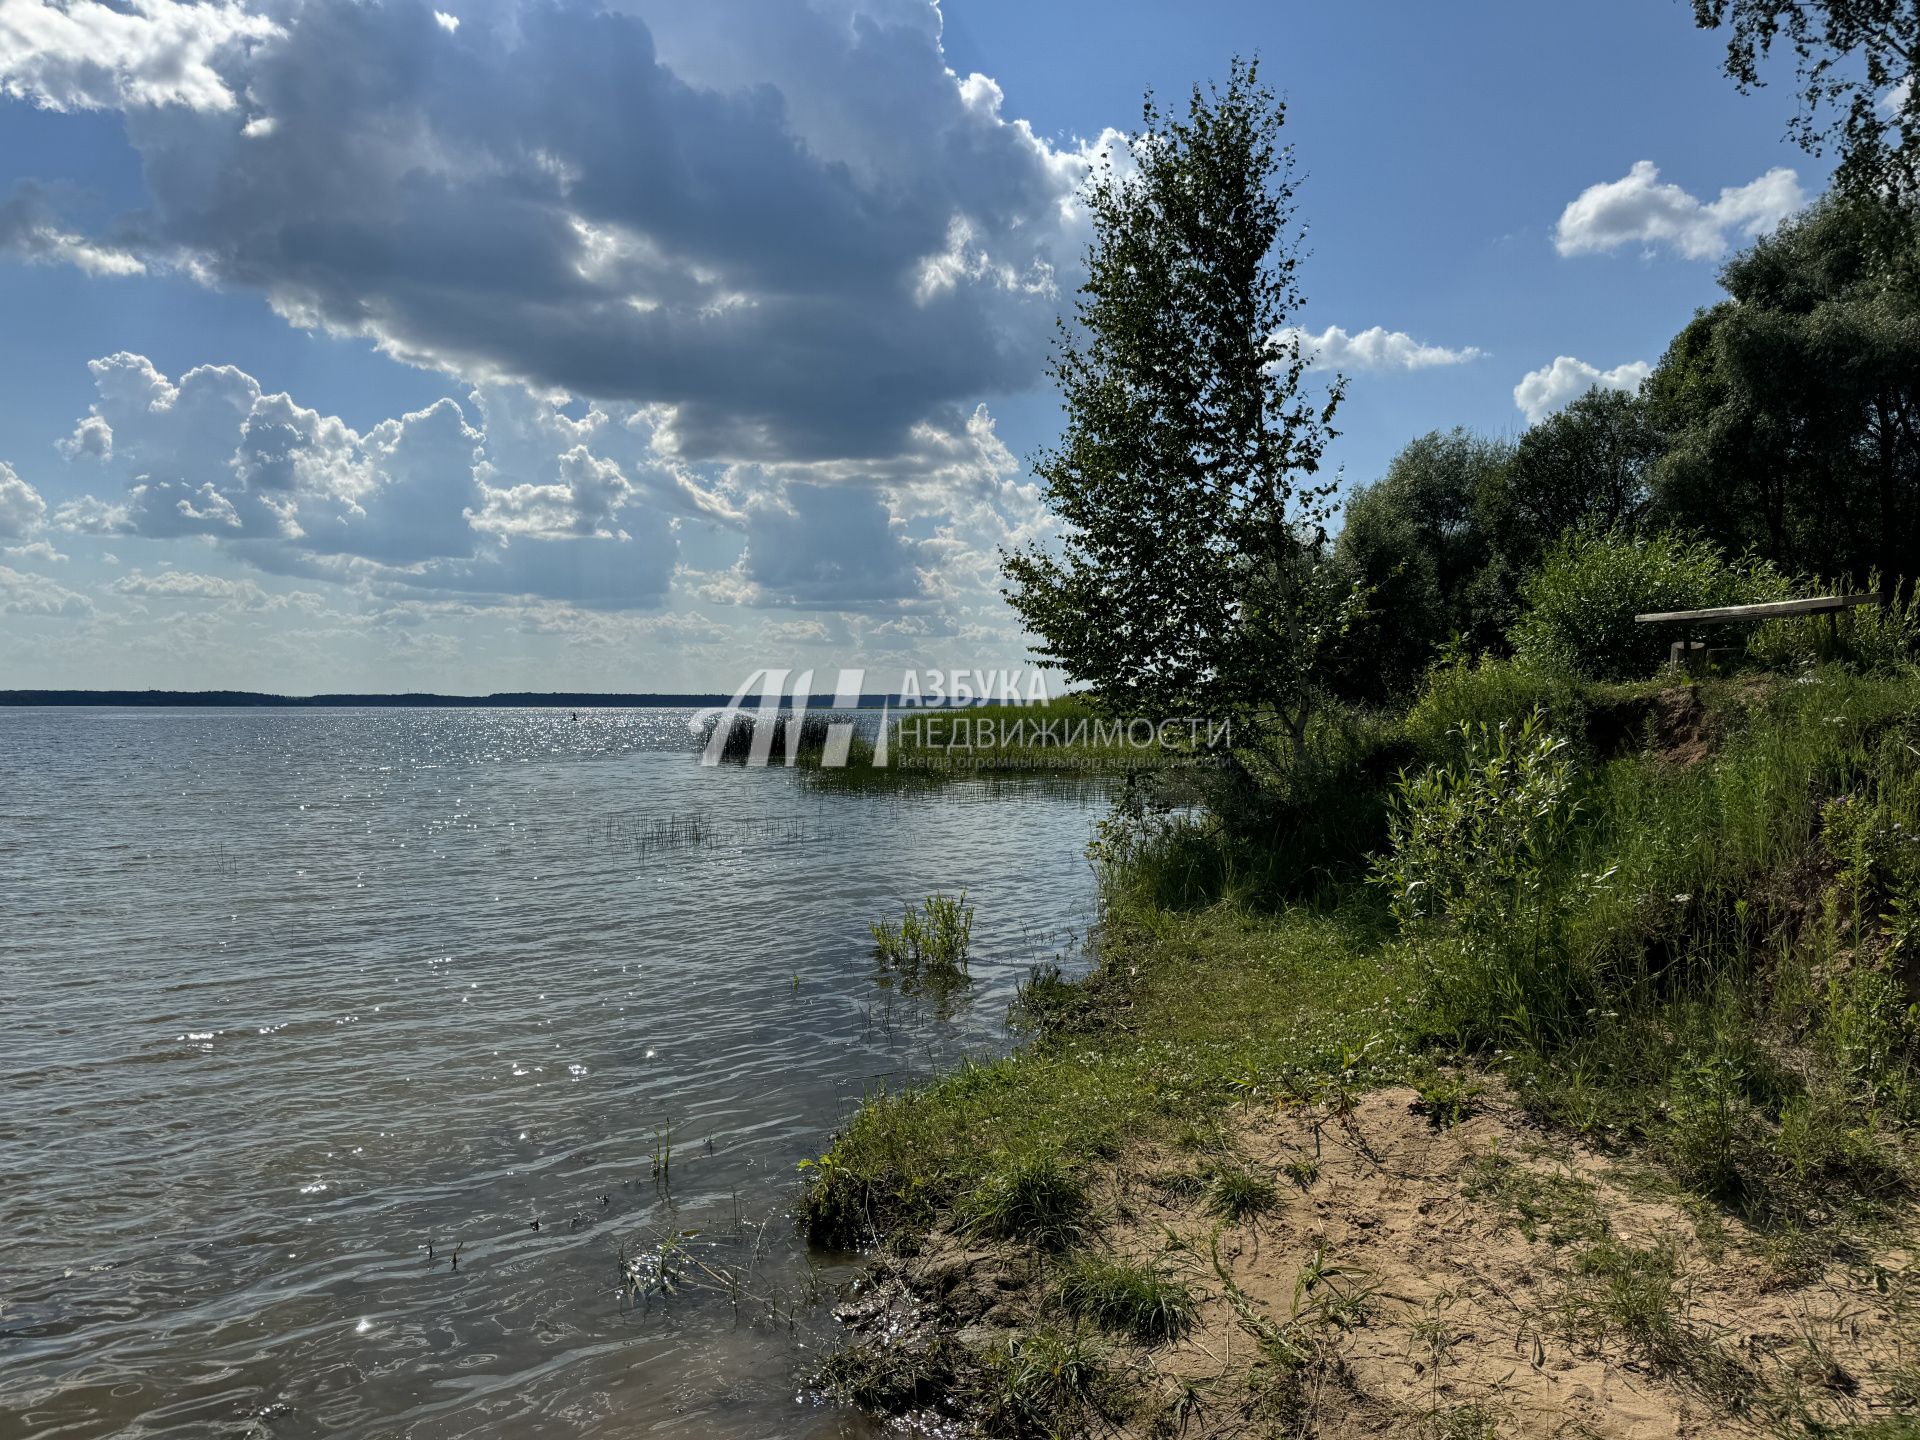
[0,708,1108,1439]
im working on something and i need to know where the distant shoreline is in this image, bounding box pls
[0,690,913,709]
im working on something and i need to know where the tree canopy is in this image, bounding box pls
[1486,388,1658,572]
[1001,59,1357,750]
[1009,54,1920,726]
[1331,430,1512,701]
[1647,191,1920,588]
[1692,0,1920,198]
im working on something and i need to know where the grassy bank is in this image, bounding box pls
[802,663,1920,1436]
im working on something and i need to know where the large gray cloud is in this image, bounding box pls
[53,0,1102,462]
[8,0,1098,622]
[738,482,923,607]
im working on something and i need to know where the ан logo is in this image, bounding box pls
[692,668,887,768]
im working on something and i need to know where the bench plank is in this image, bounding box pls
[1635,593,1884,624]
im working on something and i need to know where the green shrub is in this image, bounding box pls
[1404,656,1586,762]
[1664,1051,1755,1205]
[1375,710,1587,1046]
[1510,530,1791,681]
[1844,586,1920,672]
[1376,710,1578,932]
[1091,707,1407,909]
[1405,1062,1487,1128]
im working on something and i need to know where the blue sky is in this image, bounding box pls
[0,0,1824,693]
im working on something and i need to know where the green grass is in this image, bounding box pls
[1832,1420,1920,1440]
[1053,1254,1197,1342]
[803,664,1920,1430]
[815,1334,960,1413]
[886,695,1213,775]
[1461,1145,1605,1247]
[798,696,1164,782]
[1427,1404,1504,1440]
[957,1153,1089,1251]
[1557,1235,1760,1407]
[801,900,1411,1250]
[1281,1155,1320,1190]
[807,669,1920,1253]
[1561,1236,1687,1361]
[1204,1165,1279,1223]
[798,695,1251,790]
[967,1329,1123,1438]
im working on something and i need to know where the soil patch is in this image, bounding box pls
[832,1082,1920,1438]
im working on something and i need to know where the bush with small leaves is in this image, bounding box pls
[1511,530,1791,681]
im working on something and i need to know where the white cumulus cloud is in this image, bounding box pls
[49,352,680,606]
[1513,355,1651,424]
[0,461,48,537]
[110,568,271,606]
[1276,324,1483,373]
[48,350,1038,615]
[3,539,69,563]
[0,0,282,112]
[58,414,113,460]
[0,562,91,617]
[1554,161,1804,260]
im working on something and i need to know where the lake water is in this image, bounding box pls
[0,708,1108,1439]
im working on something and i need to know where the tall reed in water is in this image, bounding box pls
[870,891,973,978]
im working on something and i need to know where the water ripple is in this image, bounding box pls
[0,707,1102,1438]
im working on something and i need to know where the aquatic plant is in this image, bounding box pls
[650,1118,673,1186]
[869,891,973,978]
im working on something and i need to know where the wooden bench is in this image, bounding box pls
[1634,593,1886,674]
